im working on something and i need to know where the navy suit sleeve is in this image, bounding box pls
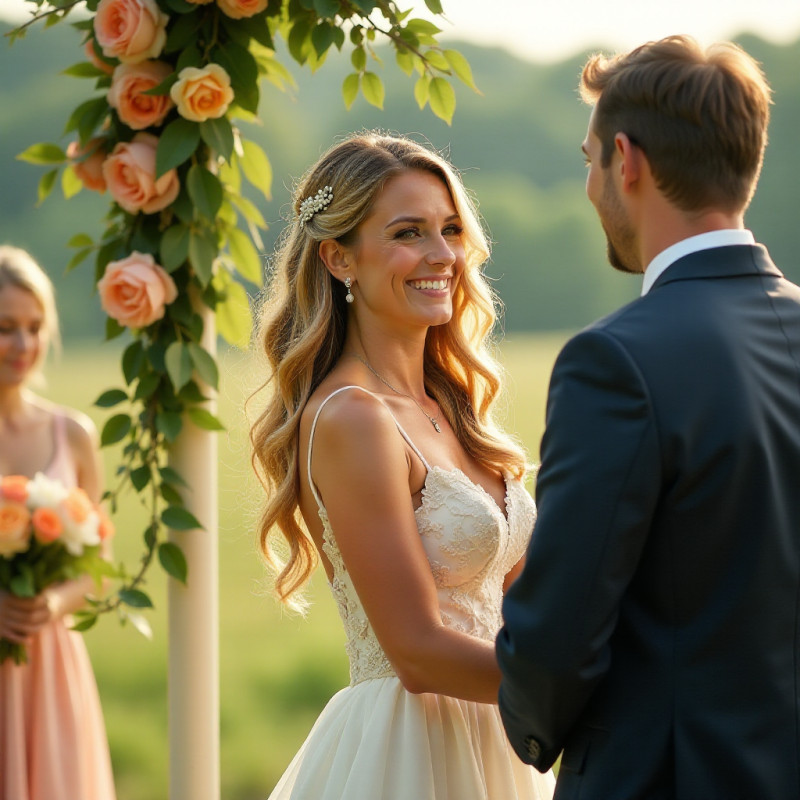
[497,328,661,771]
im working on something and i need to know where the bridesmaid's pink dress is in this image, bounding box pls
[0,413,116,800]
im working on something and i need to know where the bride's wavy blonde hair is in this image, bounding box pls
[250,132,526,606]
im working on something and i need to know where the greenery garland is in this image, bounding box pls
[7,0,475,633]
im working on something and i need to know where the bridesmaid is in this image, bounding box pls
[0,245,116,800]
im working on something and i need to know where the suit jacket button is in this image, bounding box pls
[524,736,541,761]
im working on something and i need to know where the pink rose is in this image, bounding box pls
[67,138,108,193]
[216,0,268,18]
[97,251,178,328]
[84,39,115,75]
[109,61,174,130]
[103,132,179,214]
[170,64,234,123]
[94,0,168,64]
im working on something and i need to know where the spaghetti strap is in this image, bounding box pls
[307,385,431,511]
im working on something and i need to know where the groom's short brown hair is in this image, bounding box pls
[580,34,772,213]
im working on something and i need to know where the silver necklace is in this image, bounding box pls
[352,353,442,433]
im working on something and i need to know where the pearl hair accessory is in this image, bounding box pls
[298,185,333,227]
[345,277,354,303]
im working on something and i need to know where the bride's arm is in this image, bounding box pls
[310,390,501,705]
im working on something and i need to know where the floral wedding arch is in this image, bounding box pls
[8,1,475,794]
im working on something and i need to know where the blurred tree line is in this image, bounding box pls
[1,21,798,340]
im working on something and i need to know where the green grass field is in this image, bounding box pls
[39,331,569,800]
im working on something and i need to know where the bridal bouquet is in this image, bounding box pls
[0,473,114,665]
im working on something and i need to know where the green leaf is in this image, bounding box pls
[68,232,94,248]
[130,465,152,492]
[214,274,252,348]
[351,45,367,72]
[165,10,204,53]
[188,407,225,431]
[65,247,92,273]
[187,342,219,389]
[310,21,337,57]
[70,614,99,632]
[162,506,203,531]
[124,612,153,640]
[199,117,234,163]
[95,389,128,408]
[239,140,272,201]
[405,18,442,36]
[175,44,203,72]
[161,483,183,506]
[424,0,444,12]
[187,165,223,220]
[156,117,200,179]
[36,169,58,205]
[165,341,193,391]
[287,18,312,65]
[10,568,35,598]
[62,61,105,78]
[229,193,266,229]
[361,72,384,109]
[395,48,414,76]
[156,411,183,442]
[160,224,191,272]
[414,75,430,110]
[159,465,189,488]
[424,49,449,71]
[119,588,154,609]
[122,341,145,384]
[342,72,360,110]
[101,414,132,446]
[158,542,188,584]
[428,76,455,124]
[213,41,259,113]
[226,227,263,286]
[105,316,125,341]
[134,371,160,401]
[17,142,67,165]
[444,49,479,92]
[188,229,217,286]
[313,0,340,14]
[63,97,108,143]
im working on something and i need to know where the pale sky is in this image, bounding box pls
[2,0,799,62]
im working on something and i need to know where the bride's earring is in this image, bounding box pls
[345,277,355,304]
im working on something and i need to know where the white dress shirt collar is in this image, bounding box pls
[641,229,756,296]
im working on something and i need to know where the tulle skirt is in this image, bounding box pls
[268,676,554,799]
[0,620,116,800]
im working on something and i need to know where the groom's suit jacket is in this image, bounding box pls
[497,244,800,800]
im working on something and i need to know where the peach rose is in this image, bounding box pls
[32,507,63,544]
[103,132,179,214]
[63,488,94,525]
[94,0,168,64]
[97,251,178,328]
[84,39,115,75]
[67,138,108,194]
[109,60,174,130]
[216,0,268,19]
[1,476,29,505]
[97,510,115,541]
[0,504,31,558]
[170,64,234,123]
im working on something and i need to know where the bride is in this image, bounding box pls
[250,131,555,799]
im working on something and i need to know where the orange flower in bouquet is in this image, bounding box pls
[0,473,115,664]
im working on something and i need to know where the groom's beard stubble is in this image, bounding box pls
[600,174,641,275]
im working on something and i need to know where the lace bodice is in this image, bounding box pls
[309,387,536,686]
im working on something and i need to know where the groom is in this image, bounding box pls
[497,35,800,799]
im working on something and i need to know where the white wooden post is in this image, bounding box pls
[167,307,220,800]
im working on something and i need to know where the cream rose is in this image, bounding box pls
[109,60,174,130]
[67,138,108,194]
[94,0,168,64]
[170,64,234,123]
[103,132,180,214]
[97,251,178,329]
[216,0,268,19]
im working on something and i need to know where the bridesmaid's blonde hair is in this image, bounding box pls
[250,132,526,607]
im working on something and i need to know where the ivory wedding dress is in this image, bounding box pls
[267,387,555,799]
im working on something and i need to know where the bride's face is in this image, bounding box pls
[346,169,465,331]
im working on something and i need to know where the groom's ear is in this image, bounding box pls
[614,132,643,192]
[319,239,353,281]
